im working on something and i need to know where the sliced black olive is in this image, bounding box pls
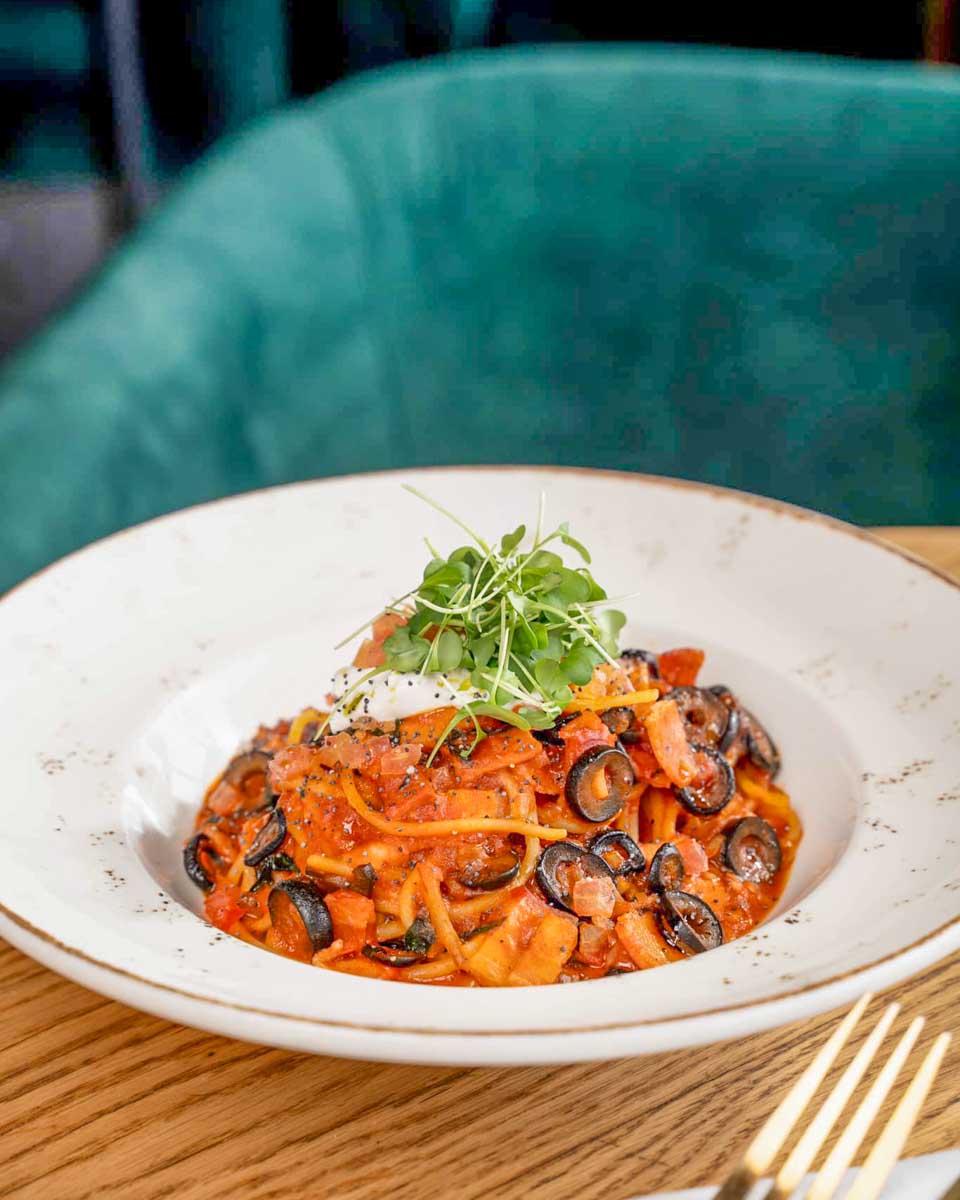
[351,864,378,896]
[223,749,275,810]
[648,842,685,892]
[402,916,435,955]
[250,852,297,891]
[658,890,723,954]
[535,841,615,913]
[244,806,287,866]
[675,744,735,815]
[532,712,577,746]
[599,706,636,738]
[708,686,745,756]
[184,832,215,891]
[719,705,742,754]
[565,744,635,822]
[304,872,354,895]
[724,816,782,883]
[668,686,731,750]
[362,944,423,967]
[619,648,660,678]
[268,878,333,952]
[588,830,646,877]
[458,850,521,892]
[742,709,781,777]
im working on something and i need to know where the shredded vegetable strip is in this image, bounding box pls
[376,917,405,941]
[417,863,466,967]
[339,768,567,841]
[448,892,505,919]
[567,689,659,712]
[305,853,358,878]
[288,707,322,745]
[401,954,458,981]
[398,869,421,930]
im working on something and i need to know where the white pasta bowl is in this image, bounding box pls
[1,467,958,1065]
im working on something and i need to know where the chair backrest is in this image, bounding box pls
[2,45,960,592]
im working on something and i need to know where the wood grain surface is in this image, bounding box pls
[2,527,957,1200]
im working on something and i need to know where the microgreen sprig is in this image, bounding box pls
[329,489,627,757]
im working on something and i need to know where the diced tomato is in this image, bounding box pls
[507,910,578,986]
[373,611,407,642]
[625,744,660,783]
[558,711,615,772]
[659,648,705,688]
[644,699,698,787]
[463,728,544,773]
[616,910,671,969]
[325,889,376,954]
[571,875,619,919]
[353,612,408,668]
[204,887,245,933]
[674,835,709,877]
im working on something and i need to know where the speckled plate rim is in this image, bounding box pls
[1,466,958,1066]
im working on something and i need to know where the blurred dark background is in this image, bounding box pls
[0,0,954,357]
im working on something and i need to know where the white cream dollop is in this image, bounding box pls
[326,667,488,733]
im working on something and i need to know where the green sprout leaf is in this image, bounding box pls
[337,491,629,757]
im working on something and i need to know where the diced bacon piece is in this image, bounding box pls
[571,875,619,919]
[268,744,316,791]
[338,734,394,770]
[658,648,705,687]
[578,918,615,966]
[644,698,698,787]
[674,835,709,877]
[378,743,422,776]
[324,889,376,955]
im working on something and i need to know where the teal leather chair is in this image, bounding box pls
[2,45,960,593]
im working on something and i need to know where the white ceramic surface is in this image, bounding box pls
[1,468,958,1066]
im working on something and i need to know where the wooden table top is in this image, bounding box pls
[3,526,958,1200]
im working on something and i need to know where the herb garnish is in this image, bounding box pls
[331,488,626,758]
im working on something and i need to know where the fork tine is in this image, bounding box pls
[842,1032,952,1200]
[713,993,872,1200]
[760,1004,901,1200]
[805,1017,926,1200]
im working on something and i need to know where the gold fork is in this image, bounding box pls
[714,993,952,1200]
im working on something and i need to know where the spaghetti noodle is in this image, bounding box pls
[185,642,800,986]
